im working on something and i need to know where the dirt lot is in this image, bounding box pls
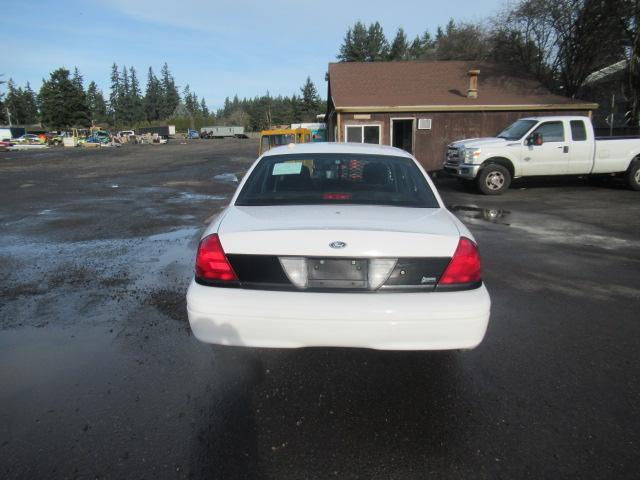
[1,140,639,479]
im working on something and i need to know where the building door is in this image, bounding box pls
[391,119,414,153]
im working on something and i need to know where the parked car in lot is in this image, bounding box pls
[13,134,44,144]
[45,132,64,146]
[444,116,640,194]
[187,143,491,350]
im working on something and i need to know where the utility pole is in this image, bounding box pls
[6,107,11,126]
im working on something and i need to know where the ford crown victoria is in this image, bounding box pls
[187,143,491,350]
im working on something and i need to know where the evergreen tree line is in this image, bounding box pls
[337,0,636,114]
[1,65,325,131]
[3,79,39,125]
[108,62,189,126]
[215,77,325,131]
[338,20,491,63]
[0,63,211,130]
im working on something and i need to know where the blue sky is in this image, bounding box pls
[1,0,505,109]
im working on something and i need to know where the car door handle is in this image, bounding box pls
[557,146,569,153]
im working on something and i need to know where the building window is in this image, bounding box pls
[345,125,381,144]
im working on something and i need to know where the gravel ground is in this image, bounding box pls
[1,140,639,479]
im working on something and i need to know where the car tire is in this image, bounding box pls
[626,160,640,191]
[477,164,511,195]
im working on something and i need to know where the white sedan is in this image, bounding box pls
[187,143,490,350]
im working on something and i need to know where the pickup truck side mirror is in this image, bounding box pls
[527,133,543,146]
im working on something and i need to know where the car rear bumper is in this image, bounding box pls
[186,280,491,350]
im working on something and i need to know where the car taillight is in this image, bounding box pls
[438,237,481,285]
[195,234,238,282]
[323,192,351,200]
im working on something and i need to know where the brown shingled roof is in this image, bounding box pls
[328,61,596,110]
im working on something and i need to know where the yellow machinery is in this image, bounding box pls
[259,128,311,155]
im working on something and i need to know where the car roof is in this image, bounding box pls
[262,142,415,158]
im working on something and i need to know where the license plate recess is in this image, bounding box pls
[307,258,368,289]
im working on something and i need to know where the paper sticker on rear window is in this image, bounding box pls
[273,162,303,175]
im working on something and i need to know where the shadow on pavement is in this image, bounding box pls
[190,347,468,478]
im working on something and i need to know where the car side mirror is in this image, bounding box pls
[527,133,543,146]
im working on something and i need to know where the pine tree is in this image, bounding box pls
[128,66,145,123]
[69,67,90,126]
[5,79,24,124]
[408,35,424,59]
[300,77,321,121]
[183,84,194,114]
[109,63,120,126]
[338,21,369,61]
[23,82,38,124]
[39,68,89,129]
[120,66,131,123]
[5,79,38,124]
[367,22,389,61]
[87,81,108,124]
[144,67,162,121]
[389,28,409,60]
[190,93,200,116]
[407,30,435,60]
[200,98,209,117]
[290,93,303,123]
[160,63,180,119]
[222,97,231,117]
[72,67,84,90]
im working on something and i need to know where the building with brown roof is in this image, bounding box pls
[326,61,598,171]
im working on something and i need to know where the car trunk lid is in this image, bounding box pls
[217,205,460,257]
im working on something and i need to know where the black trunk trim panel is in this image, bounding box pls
[210,254,472,291]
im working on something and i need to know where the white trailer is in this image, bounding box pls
[0,127,26,141]
[200,126,246,139]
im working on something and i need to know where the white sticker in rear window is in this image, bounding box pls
[273,162,303,175]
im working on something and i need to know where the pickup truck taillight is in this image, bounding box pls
[438,237,481,286]
[195,234,238,282]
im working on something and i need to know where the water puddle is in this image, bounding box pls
[213,173,239,183]
[167,192,227,203]
[0,226,200,329]
[448,205,510,225]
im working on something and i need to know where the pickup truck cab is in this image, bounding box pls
[443,116,640,194]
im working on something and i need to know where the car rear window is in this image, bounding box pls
[235,153,439,207]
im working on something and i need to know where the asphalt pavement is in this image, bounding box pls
[1,140,639,479]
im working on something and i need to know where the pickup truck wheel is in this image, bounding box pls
[477,164,511,195]
[627,162,640,191]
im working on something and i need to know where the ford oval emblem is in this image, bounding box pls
[329,241,347,249]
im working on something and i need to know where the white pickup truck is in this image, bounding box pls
[443,116,640,195]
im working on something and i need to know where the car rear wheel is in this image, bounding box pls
[627,160,640,191]
[477,164,511,195]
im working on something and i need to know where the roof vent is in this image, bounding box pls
[467,69,480,99]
